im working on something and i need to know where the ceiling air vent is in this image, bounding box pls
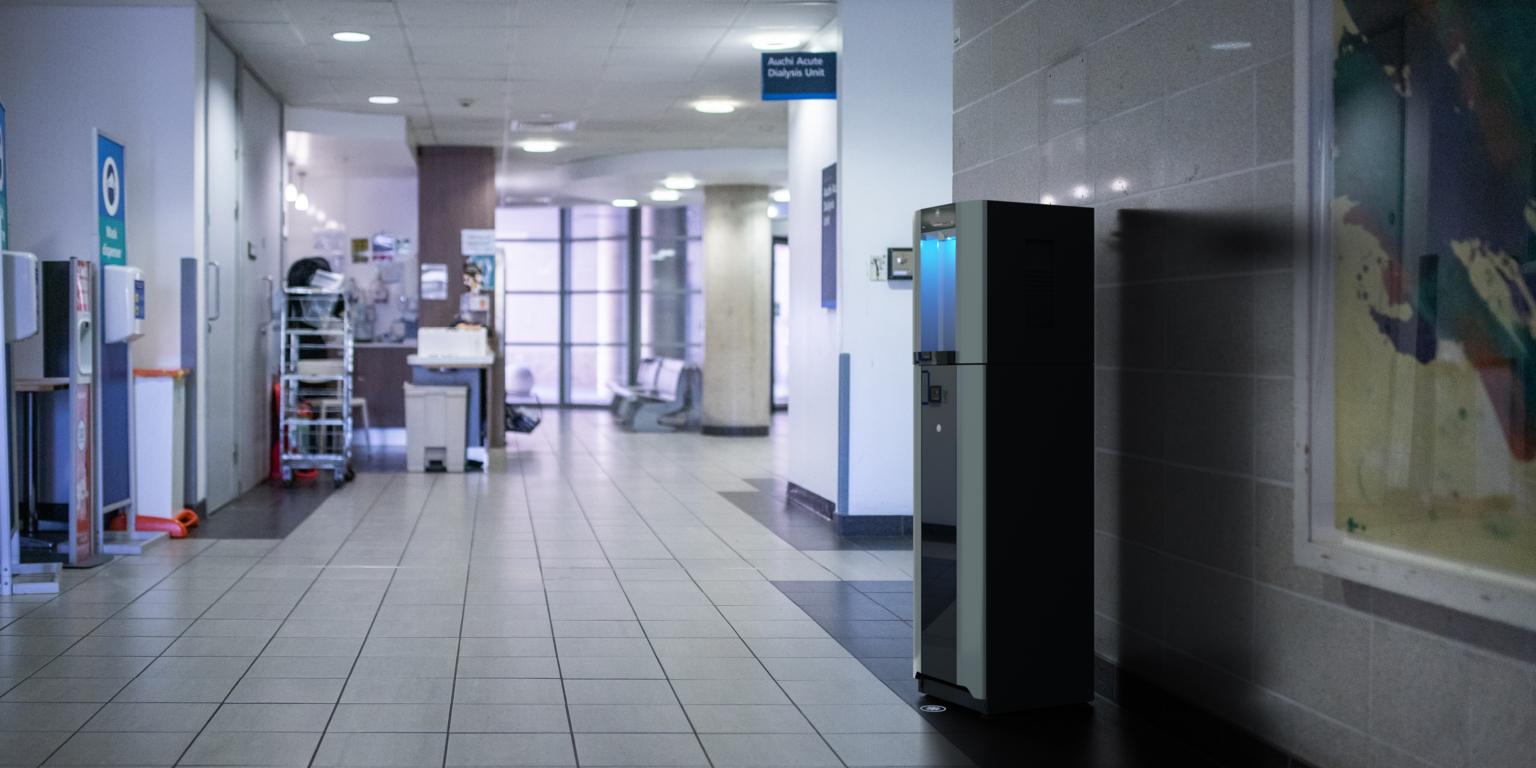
[510,120,577,132]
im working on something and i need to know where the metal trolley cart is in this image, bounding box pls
[279,286,354,488]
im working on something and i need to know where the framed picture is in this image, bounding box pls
[1301,0,1536,628]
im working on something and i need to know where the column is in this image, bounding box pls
[701,185,772,436]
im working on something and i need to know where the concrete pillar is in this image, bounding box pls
[702,185,772,436]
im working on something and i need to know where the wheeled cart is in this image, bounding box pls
[278,286,353,488]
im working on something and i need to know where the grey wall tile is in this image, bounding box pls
[954,30,993,108]
[1165,276,1254,374]
[952,163,991,203]
[1094,532,1121,623]
[1029,0,1103,71]
[1166,71,1256,186]
[1162,0,1292,95]
[1164,372,1253,474]
[1256,55,1294,165]
[1042,54,1087,142]
[1089,100,1167,201]
[1253,587,1370,729]
[1163,559,1252,677]
[954,100,993,171]
[1370,622,1469,768]
[1085,12,1172,123]
[1094,613,1122,662]
[990,6,1039,88]
[1094,282,1165,369]
[1254,378,1292,482]
[1253,483,1349,605]
[1162,466,1254,576]
[1094,368,1165,458]
[1154,173,1257,277]
[1095,452,1165,546]
[991,73,1041,158]
[986,145,1042,204]
[1253,270,1293,376]
[1464,653,1536,768]
[953,0,1000,47]
[1250,688,1370,768]
[1095,197,1157,284]
[1118,541,1167,639]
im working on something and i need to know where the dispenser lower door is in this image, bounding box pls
[918,364,958,684]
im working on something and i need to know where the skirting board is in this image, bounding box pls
[702,425,769,437]
[787,482,835,519]
[786,482,914,536]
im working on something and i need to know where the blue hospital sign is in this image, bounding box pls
[97,134,125,266]
[762,52,836,100]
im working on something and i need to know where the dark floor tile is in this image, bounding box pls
[845,581,913,593]
[836,637,913,658]
[819,620,912,639]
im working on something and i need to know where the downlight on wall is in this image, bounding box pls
[693,100,736,114]
[520,139,559,153]
[650,189,681,202]
[332,32,370,42]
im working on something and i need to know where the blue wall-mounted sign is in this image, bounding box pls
[762,52,836,100]
[821,163,837,308]
[96,133,125,265]
[1,101,8,251]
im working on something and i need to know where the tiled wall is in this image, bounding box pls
[953,1,1536,767]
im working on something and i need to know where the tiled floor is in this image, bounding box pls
[1,411,1206,767]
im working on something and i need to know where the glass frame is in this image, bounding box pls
[1300,0,1536,630]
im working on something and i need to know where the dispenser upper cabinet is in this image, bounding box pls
[4,250,41,341]
[103,264,144,343]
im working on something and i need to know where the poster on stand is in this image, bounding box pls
[96,133,125,266]
[72,260,95,562]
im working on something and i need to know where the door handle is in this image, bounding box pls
[207,261,221,321]
[261,275,275,329]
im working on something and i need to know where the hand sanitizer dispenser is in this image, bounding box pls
[102,264,144,343]
[3,251,40,341]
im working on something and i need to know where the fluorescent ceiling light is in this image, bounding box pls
[521,139,559,153]
[693,100,736,114]
[770,188,790,203]
[663,175,697,190]
[650,189,681,202]
[332,32,371,42]
[368,96,399,105]
[613,199,639,208]
[752,34,802,50]
[1211,41,1252,50]
[294,193,309,211]
[1053,97,1084,105]
[285,184,298,202]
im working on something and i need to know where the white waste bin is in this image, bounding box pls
[404,383,467,472]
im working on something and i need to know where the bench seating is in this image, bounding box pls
[608,357,701,432]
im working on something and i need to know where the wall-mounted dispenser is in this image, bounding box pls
[102,264,144,343]
[887,247,913,280]
[4,251,40,341]
[911,200,1093,714]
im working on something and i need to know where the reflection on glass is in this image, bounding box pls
[1331,0,1536,576]
[504,294,559,343]
[773,241,790,407]
[504,241,560,292]
[568,292,626,345]
[504,345,558,403]
[570,240,627,292]
[569,205,629,240]
[568,345,627,406]
[495,207,560,240]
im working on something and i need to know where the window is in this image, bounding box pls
[499,204,705,407]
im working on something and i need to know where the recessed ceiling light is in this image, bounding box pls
[650,189,681,202]
[693,100,736,114]
[332,32,371,42]
[1211,41,1252,50]
[368,96,399,105]
[770,189,790,203]
[521,139,559,153]
[613,199,639,208]
[752,34,802,50]
[663,175,697,190]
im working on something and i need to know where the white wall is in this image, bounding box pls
[0,5,200,371]
[836,0,953,516]
[786,27,842,505]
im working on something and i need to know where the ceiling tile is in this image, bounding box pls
[736,1,836,28]
[412,45,513,65]
[601,65,699,84]
[613,27,726,48]
[405,26,511,48]
[510,27,619,49]
[217,21,304,47]
[510,46,610,65]
[605,47,713,67]
[397,1,512,27]
[508,61,607,81]
[625,2,744,27]
[203,1,289,23]
[296,26,409,46]
[514,0,626,27]
[282,1,402,26]
[415,61,510,80]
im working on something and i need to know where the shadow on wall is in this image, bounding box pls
[1105,206,1293,731]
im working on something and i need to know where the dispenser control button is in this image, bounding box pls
[929,385,942,401]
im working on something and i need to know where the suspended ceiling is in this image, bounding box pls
[201,0,835,198]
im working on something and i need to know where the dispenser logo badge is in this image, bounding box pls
[101,157,119,216]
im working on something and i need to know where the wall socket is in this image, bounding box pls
[868,254,887,281]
